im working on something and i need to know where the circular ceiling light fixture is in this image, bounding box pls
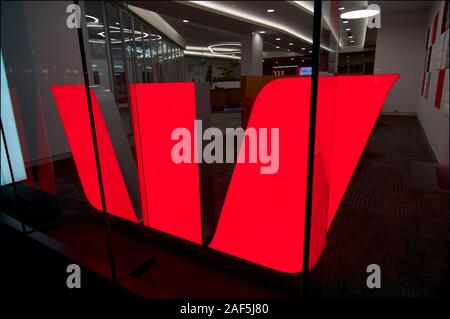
[289,42,294,46]
[342,20,349,24]
[340,7,380,19]
[182,19,189,23]
[267,9,275,13]
[275,37,281,41]
[276,46,280,49]
[259,30,266,34]
[207,43,241,55]
[85,15,99,24]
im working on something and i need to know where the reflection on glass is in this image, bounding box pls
[143,24,152,82]
[106,4,128,105]
[132,20,144,83]
[85,1,111,90]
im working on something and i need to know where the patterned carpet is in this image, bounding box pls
[209,113,449,298]
[310,115,448,298]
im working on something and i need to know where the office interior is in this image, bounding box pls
[0,1,448,298]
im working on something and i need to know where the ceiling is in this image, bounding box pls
[372,1,432,13]
[129,1,316,59]
[128,1,432,59]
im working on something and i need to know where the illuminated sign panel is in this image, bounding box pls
[51,75,398,273]
[1,52,27,186]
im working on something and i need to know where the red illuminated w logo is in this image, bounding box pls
[51,75,398,273]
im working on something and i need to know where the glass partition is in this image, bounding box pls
[0,0,346,298]
[1,0,112,276]
[143,24,153,83]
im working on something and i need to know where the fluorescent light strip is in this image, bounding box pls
[183,1,333,52]
[273,65,298,69]
[184,50,241,60]
[186,45,240,53]
[207,43,241,54]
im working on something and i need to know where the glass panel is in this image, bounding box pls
[305,0,341,296]
[106,4,128,107]
[86,1,111,91]
[152,35,162,82]
[143,24,153,82]
[132,20,144,83]
[1,0,112,276]
[121,11,135,88]
[162,40,168,82]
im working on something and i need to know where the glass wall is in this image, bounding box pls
[0,0,345,298]
[1,0,410,300]
[0,0,187,283]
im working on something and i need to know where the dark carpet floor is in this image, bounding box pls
[310,115,449,298]
[0,114,448,298]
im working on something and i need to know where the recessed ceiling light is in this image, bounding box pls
[267,9,275,13]
[338,7,345,11]
[276,46,280,48]
[184,1,334,52]
[287,49,290,51]
[341,8,380,19]
[291,57,294,60]
[342,20,349,24]
[289,42,294,46]
[259,30,266,34]
[345,28,351,31]
[302,59,305,62]
[348,35,353,39]
[275,37,281,41]
[309,50,312,53]
[350,40,355,43]
[301,47,306,50]
[275,61,278,64]
[182,19,189,23]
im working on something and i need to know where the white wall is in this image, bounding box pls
[374,4,449,165]
[374,9,428,113]
[417,1,449,164]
